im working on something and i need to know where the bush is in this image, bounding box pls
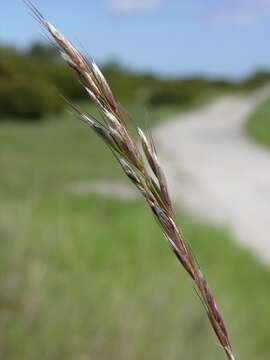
[0,79,63,119]
[146,81,199,107]
[0,46,64,119]
[1,42,268,121]
[47,64,86,100]
[243,70,270,90]
[147,87,192,107]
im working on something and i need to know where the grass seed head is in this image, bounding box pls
[26,3,235,358]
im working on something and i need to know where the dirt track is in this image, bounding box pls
[154,90,270,263]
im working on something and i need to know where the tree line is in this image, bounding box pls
[0,42,269,120]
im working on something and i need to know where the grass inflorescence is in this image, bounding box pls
[24,1,236,359]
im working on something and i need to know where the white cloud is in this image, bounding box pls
[212,0,270,24]
[109,0,161,14]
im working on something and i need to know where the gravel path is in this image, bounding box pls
[154,90,270,263]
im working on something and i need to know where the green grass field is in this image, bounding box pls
[246,97,270,146]
[1,103,270,359]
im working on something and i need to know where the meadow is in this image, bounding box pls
[1,102,270,360]
[246,96,270,146]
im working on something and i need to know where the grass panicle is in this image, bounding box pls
[25,2,236,359]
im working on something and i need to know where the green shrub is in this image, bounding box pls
[246,97,270,146]
[0,46,64,119]
[244,70,270,90]
[147,82,198,107]
[0,79,63,120]
[47,64,86,100]
[147,87,192,107]
[1,42,267,120]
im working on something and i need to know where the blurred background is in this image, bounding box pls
[1,1,270,359]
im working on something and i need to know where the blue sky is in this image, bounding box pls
[1,0,270,79]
